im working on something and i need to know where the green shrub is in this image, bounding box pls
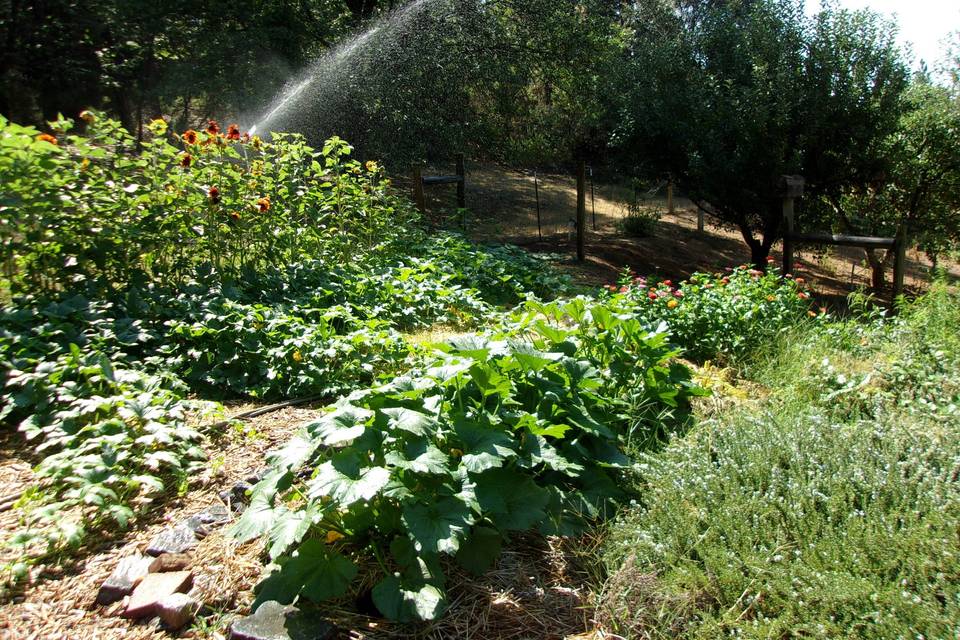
[601,264,816,363]
[617,201,662,237]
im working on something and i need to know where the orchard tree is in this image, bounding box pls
[828,80,960,285]
[615,0,909,265]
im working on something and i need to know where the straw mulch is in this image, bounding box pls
[0,404,325,640]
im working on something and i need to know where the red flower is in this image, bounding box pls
[226,124,241,141]
[798,292,809,300]
[179,153,192,168]
[208,186,221,204]
[648,292,658,300]
[206,120,220,135]
[619,286,629,293]
[663,280,673,287]
[766,256,776,263]
[182,130,199,145]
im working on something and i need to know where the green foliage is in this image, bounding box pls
[616,0,910,263]
[825,80,960,266]
[598,265,816,363]
[0,118,574,567]
[232,297,704,621]
[0,298,215,552]
[0,113,415,295]
[601,284,960,639]
[617,202,661,238]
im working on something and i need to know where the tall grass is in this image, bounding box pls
[601,284,960,638]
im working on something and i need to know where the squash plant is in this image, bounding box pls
[233,298,705,621]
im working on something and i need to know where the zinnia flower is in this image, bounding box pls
[667,299,679,309]
[257,196,271,213]
[182,130,199,145]
[619,286,629,293]
[648,292,658,300]
[206,120,220,135]
[208,186,221,204]
[36,133,57,145]
[226,124,241,141]
[795,277,806,284]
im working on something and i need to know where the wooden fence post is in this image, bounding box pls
[412,165,426,214]
[782,197,795,276]
[667,180,675,215]
[697,210,705,233]
[534,171,542,241]
[577,161,587,262]
[780,175,805,274]
[455,153,466,210]
[893,224,907,300]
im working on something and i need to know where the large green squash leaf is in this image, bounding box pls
[253,539,357,608]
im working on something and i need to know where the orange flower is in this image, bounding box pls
[226,124,241,141]
[182,129,199,145]
[766,295,776,302]
[206,120,220,135]
[208,186,221,204]
[798,292,809,300]
[257,196,271,213]
[795,277,806,284]
[229,211,241,223]
[36,133,58,145]
[179,153,192,168]
[241,132,251,144]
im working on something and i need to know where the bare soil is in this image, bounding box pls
[417,161,960,309]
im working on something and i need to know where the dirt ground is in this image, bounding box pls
[417,161,960,309]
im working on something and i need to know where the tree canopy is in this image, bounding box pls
[612,0,909,264]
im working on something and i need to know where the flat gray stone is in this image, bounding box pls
[123,571,193,619]
[185,504,231,536]
[145,525,197,556]
[96,553,154,605]
[228,600,333,640]
[157,592,201,629]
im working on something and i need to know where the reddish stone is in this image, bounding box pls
[123,571,193,619]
